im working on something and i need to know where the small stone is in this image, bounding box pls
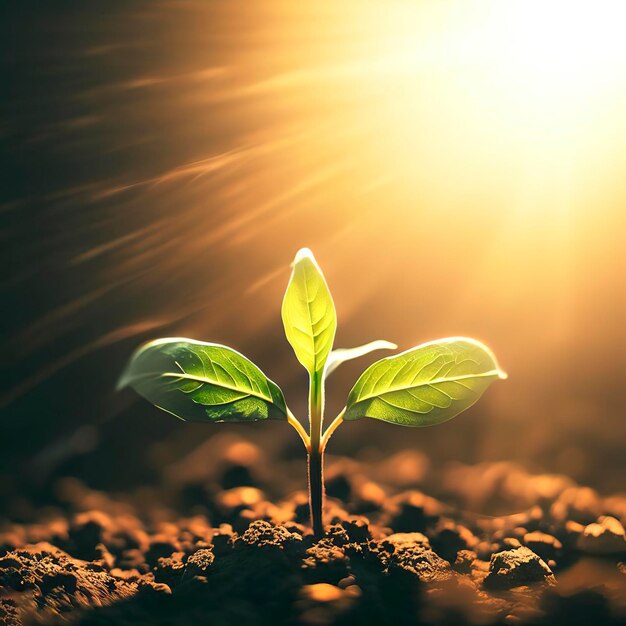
[576,516,626,555]
[301,583,343,603]
[453,549,477,574]
[382,532,431,551]
[383,533,453,583]
[484,547,556,589]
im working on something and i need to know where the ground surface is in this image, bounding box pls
[1,435,625,626]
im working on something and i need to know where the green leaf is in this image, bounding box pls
[118,338,288,423]
[325,340,398,378]
[281,248,337,376]
[345,337,507,427]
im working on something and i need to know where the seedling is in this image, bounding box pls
[119,249,507,537]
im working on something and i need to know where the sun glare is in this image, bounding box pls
[364,2,626,121]
[495,1,626,88]
[287,0,626,212]
[362,1,626,101]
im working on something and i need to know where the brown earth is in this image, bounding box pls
[1,436,625,626]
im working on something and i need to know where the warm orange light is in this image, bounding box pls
[293,0,626,203]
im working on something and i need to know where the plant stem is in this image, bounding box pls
[287,409,310,450]
[307,371,324,538]
[320,408,345,452]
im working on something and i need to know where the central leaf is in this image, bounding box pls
[118,338,288,423]
[281,248,337,376]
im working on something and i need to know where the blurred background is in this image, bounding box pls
[2,0,625,508]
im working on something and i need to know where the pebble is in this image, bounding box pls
[484,547,556,589]
[576,516,626,555]
[301,583,343,603]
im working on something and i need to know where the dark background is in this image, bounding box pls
[2,1,625,509]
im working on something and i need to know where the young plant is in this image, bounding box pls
[118,249,507,537]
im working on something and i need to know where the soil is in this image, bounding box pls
[1,436,625,626]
